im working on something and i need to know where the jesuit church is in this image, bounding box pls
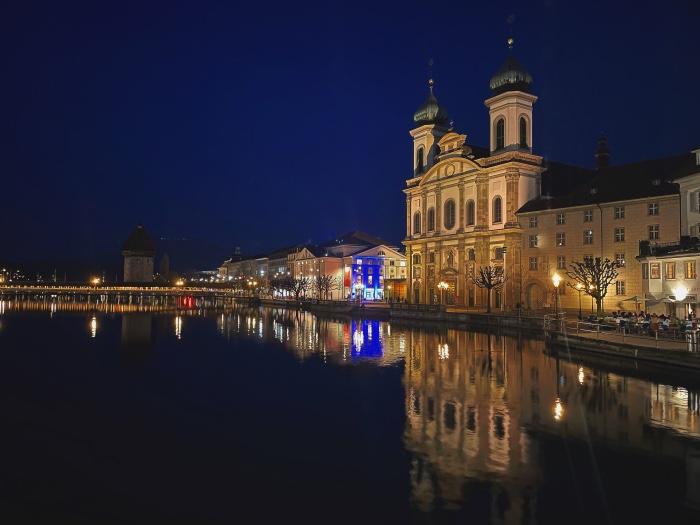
[403,38,700,315]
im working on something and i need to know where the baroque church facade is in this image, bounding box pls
[403,39,542,308]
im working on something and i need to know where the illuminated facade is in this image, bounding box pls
[403,40,543,307]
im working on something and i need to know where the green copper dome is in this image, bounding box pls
[413,81,449,126]
[489,39,533,95]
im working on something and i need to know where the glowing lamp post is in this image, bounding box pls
[576,283,583,319]
[438,281,448,305]
[552,273,561,317]
[673,285,688,302]
[356,282,364,304]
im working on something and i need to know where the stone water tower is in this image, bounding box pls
[122,223,156,283]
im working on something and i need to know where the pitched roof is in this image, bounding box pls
[518,153,695,214]
[121,223,156,254]
[320,230,389,248]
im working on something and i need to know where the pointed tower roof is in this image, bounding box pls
[121,223,156,254]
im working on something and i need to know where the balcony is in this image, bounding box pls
[639,237,700,257]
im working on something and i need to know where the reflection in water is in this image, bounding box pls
[209,306,700,521]
[2,300,700,522]
[90,315,97,338]
[120,314,153,373]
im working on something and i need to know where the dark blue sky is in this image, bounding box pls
[2,0,699,263]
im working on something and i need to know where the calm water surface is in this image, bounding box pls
[1,301,699,524]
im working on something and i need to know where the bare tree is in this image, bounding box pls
[313,275,342,300]
[470,266,507,314]
[564,257,618,317]
[288,277,311,300]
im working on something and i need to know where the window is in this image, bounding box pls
[614,206,625,219]
[529,216,538,228]
[413,212,421,234]
[557,213,565,225]
[556,232,565,246]
[650,263,660,279]
[444,199,456,229]
[616,281,626,295]
[493,197,502,223]
[416,147,424,173]
[584,254,593,263]
[467,200,475,225]
[412,254,421,265]
[649,225,659,240]
[529,257,538,270]
[648,202,659,216]
[428,252,435,263]
[615,253,625,267]
[686,261,697,279]
[642,263,649,279]
[584,230,593,244]
[529,235,538,248]
[496,118,504,150]
[665,262,676,279]
[614,227,625,242]
[557,256,566,269]
[584,210,593,222]
[495,247,504,260]
[427,208,435,231]
[519,117,528,148]
[468,249,476,261]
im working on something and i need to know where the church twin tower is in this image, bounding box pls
[403,39,542,307]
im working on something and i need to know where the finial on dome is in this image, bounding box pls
[508,37,514,50]
[429,78,434,93]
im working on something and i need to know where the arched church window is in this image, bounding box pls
[413,212,421,234]
[416,147,424,173]
[496,118,505,150]
[427,207,435,231]
[467,200,475,225]
[519,117,528,148]
[444,199,456,229]
[493,197,502,223]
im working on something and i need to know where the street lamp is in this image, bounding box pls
[552,273,561,317]
[438,281,448,305]
[356,282,364,304]
[576,282,583,319]
[387,285,392,301]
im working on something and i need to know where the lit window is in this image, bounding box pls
[650,263,660,279]
[615,253,625,267]
[649,225,659,240]
[584,210,593,222]
[614,206,625,219]
[584,230,593,244]
[557,213,565,225]
[614,228,625,242]
[648,202,659,216]
[529,235,538,248]
[686,261,697,279]
[556,232,565,246]
[616,281,626,295]
[665,262,675,279]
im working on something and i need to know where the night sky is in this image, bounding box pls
[2,0,699,264]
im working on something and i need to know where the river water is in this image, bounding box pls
[0,301,699,524]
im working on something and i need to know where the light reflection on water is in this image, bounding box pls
[1,301,700,523]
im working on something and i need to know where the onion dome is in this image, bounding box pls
[413,79,449,126]
[489,38,533,95]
